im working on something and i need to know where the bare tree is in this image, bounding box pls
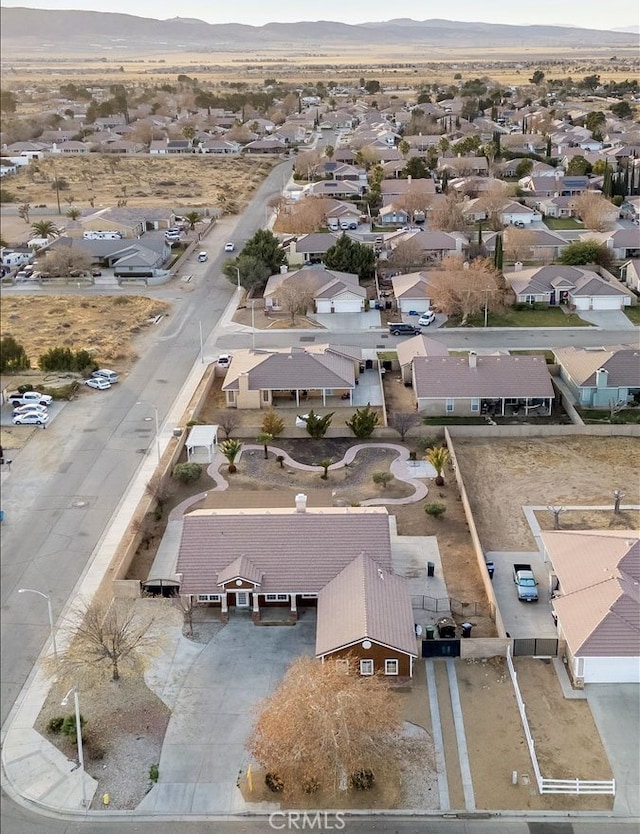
[276,197,332,234]
[215,409,240,439]
[388,237,429,273]
[40,247,93,278]
[427,257,502,325]
[613,489,624,515]
[572,192,615,232]
[503,227,537,264]
[389,411,419,441]
[145,473,171,518]
[173,594,196,638]
[429,194,467,232]
[248,656,407,796]
[17,203,31,224]
[476,181,510,231]
[609,398,627,419]
[294,149,322,181]
[131,513,156,550]
[548,505,565,530]
[55,597,164,684]
[276,282,314,325]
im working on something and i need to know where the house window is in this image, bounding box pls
[301,594,317,599]
[197,594,221,603]
[360,659,374,676]
[227,391,236,403]
[445,398,455,413]
[262,390,270,402]
[265,593,289,602]
[385,659,399,676]
[470,398,480,413]
[335,659,349,673]
[525,295,536,305]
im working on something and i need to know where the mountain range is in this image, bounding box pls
[1,8,637,53]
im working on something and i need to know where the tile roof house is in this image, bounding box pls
[316,553,418,679]
[395,334,449,384]
[553,346,640,408]
[287,232,340,265]
[508,265,632,310]
[221,345,359,409]
[543,531,640,685]
[391,271,434,314]
[412,352,555,416]
[174,503,417,679]
[263,267,366,314]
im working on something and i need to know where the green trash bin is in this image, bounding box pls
[425,625,435,640]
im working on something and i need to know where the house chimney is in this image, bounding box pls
[514,261,523,272]
[595,368,609,388]
[468,351,478,369]
[295,493,307,513]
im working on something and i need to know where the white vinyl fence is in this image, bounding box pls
[505,646,616,796]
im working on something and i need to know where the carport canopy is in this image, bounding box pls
[186,424,218,462]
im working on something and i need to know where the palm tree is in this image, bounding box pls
[256,432,272,460]
[31,220,59,238]
[183,211,202,230]
[425,446,450,486]
[318,458,333,480]
[66,207,81,220]
[219,438,242,473]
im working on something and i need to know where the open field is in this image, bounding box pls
[0,294,170,367]
[452,436,640,550]
[0,155,277,222]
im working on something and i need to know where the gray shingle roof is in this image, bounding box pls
[176,507,393,596]
[413,355,554,399]
[315,553,418,659]
[222,348,355,392]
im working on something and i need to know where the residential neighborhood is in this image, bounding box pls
[1,5,639,829]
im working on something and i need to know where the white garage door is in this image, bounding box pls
[333,298,363,313]
[591,296,624,310]
[583,655,640,683]
[399,299,430,313]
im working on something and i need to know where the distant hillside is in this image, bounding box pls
[0,7,637,53]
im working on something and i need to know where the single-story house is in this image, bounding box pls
[221,345,360,409]
[244,138,288,154]
[553,347,640,408]
[316,553,418,679]
[287,233,340,265]
[508,265,632,310]
[172,501,417,679]
[264,266,366,314]
[437,156,489,176]
[591,229,640,261]
[391,271,433,314]
[535,196,577,218]
[619,259,640,293]
[149,139,195,154]
[412,352,555,416]
[519,175,590,198]
[544,531,640,685]
[396,334,448,384]
[378,204,411,227]
[303,180,365,199]
[500,201,541,225]
[388,231,465,262]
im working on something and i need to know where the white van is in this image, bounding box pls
[198,251,208,262]
[92,369,119,384]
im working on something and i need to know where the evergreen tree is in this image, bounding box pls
[323,234,375,281]
[493,234,503,272]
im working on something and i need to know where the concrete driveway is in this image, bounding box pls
[138,614,316,814]
[577,309,636,329]
[486,550,557,638]
[312,310,381,331]
[586,683,640,817]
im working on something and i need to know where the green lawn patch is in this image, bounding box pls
[543,217,584,230]
[623,306,640,325]
[443,307,590,328]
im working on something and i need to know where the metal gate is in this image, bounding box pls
[421,639,460,658]
[512,638,559,657]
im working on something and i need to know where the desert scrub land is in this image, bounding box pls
[0,295,170,367]
[3,154,277,215]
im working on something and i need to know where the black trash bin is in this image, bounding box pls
[427,561,435,577]
[461,622,473,638]
[486,561,495,580]
[365,359,373,370]
[383,360,392,371]
[425,625,435,640]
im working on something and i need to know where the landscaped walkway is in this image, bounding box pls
[169,443,434,520]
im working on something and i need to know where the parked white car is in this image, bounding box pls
[217,354,232,368]
[418,311,436,326]
[13,403,48,416]
[13,412,49,426]
[85,377,111,390]
[92,369,119,384]
[224,242,235,252]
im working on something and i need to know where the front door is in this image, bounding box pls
[235,591,250,608]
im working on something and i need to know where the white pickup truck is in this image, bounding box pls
[8,390,53,407]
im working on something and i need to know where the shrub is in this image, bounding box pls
[302,778,320,794]
[172,462,203,484]
[47,716,64,734]
[303,409,334,438]
[345,404,379,438]
[372,471,392,489]
[149,763,159,783]
[62,712,86,742]
[425,502,446,519]
[0,335,30,373]
[351,769,375,790]
[265,772,284,792]
[261,407,285,437]
[276,455,285,468]
[38,346,97,373]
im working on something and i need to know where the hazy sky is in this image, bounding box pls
[1,0,638,31]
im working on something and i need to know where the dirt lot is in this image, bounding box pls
[0,294,169,367]
[458,656,613,811]
[452,437,640,551]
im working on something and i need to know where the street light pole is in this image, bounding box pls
[61,686,87,808]
[199,320,204,364]
[251,300,256,351]
[18,588,58,664]
[234,267,241,290]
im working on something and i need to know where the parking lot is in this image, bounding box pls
[0,399,65,428]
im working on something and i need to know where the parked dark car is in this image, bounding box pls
[388,322,421,336]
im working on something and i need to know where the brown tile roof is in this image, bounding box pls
[217,555,263,587]
[413,355,554,399]
[222,347,356,392]
[543,531,640,658]
[396,334,448,367]
[391,271,432,300]
[176,507,393,596]
[264,267,359,299]
[554,347,640,388]
[315,553,418,659]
